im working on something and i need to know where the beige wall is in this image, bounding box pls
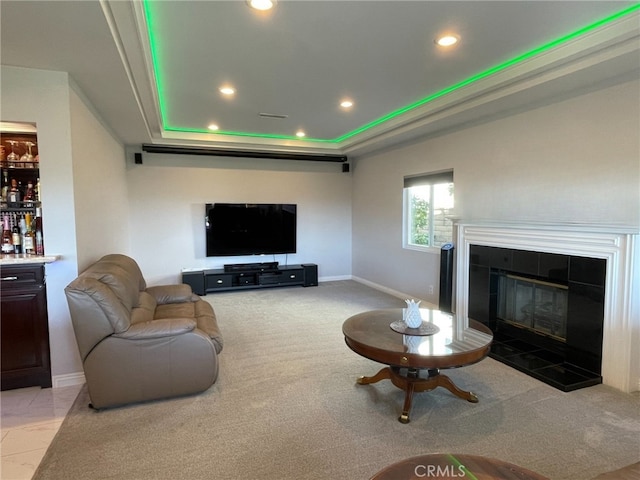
[69,84,129,271]
[125,152,353,285]
[352,79,640,303]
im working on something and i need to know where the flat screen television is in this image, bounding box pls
[206,203,297,257]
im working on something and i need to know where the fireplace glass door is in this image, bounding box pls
[498,274,568,341]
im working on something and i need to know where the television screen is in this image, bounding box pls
[206,203,297,257]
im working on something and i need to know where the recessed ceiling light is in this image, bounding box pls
[340,100,354,109]
[208,124,219,131]
[219,86,235,96]
[247,0,275,11]
[436,34,460,47]
[296,130,306,138]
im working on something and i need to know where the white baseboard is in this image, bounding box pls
[351,276,438,308]
[318,275,352,282]
[53,372,85,388]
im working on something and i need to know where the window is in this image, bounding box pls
[403,170,454,251]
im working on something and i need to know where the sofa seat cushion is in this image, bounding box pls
[154,300,223,354]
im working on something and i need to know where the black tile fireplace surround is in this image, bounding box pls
[468,245,605,391]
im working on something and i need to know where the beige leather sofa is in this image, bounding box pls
[65,254,222,409]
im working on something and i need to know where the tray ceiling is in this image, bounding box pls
[1,1,639,157]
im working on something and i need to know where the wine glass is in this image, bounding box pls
[6,140,19,163]
[20,141,35,164]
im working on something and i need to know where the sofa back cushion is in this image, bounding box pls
[96,254,147,292]
[65,254,147,360]
[65,277,130,360]
[82,264,139,314]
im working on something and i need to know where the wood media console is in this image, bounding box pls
[182,262,318,295]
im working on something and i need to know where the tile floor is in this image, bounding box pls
[1,384,83,480]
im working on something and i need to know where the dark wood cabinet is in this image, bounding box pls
[183,263,318,295]
[1,263,52,390]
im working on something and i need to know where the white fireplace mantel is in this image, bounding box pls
[455,221,639,393]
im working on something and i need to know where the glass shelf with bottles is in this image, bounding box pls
[1,133,41,209]
[1,201,42,213]
[1,160,39,170]
[1,170,41,213]
[1,129,45,255]
[1,208,45,256]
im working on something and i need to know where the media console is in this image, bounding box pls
[182,263,318,295]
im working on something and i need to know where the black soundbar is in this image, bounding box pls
[223,262,279,273]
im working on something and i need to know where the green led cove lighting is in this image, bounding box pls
[163,125,333,143]
[143,2,640,144]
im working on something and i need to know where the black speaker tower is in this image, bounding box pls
[438,243,455,313]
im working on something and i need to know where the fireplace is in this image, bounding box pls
[454,222,638,393]
[498,274,568,341]
[468,244,604,391]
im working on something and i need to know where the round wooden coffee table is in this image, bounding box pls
[370,453,549,480]
[343,308,493,423]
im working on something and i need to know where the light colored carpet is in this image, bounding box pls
[34,281,640,480]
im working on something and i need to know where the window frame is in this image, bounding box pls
[402,170,454,254]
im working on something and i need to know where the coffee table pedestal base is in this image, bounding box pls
[357,367,478,423]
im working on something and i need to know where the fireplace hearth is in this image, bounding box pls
[468,245,605,391]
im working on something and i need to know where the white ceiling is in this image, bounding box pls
[1,1,639,158]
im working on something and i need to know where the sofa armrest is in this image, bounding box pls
[113,317,196,339]
[146,284,197,305]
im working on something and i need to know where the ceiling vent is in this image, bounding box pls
[258,113,288,119]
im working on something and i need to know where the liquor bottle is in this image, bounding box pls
[23,212,35,254]
[1,215,14,254]
[23,180,35,207]
[7,178,20,207]
[19,217,26,246]
[12,220,22,254]
[34,207,44,255]
[1,169,8,203]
